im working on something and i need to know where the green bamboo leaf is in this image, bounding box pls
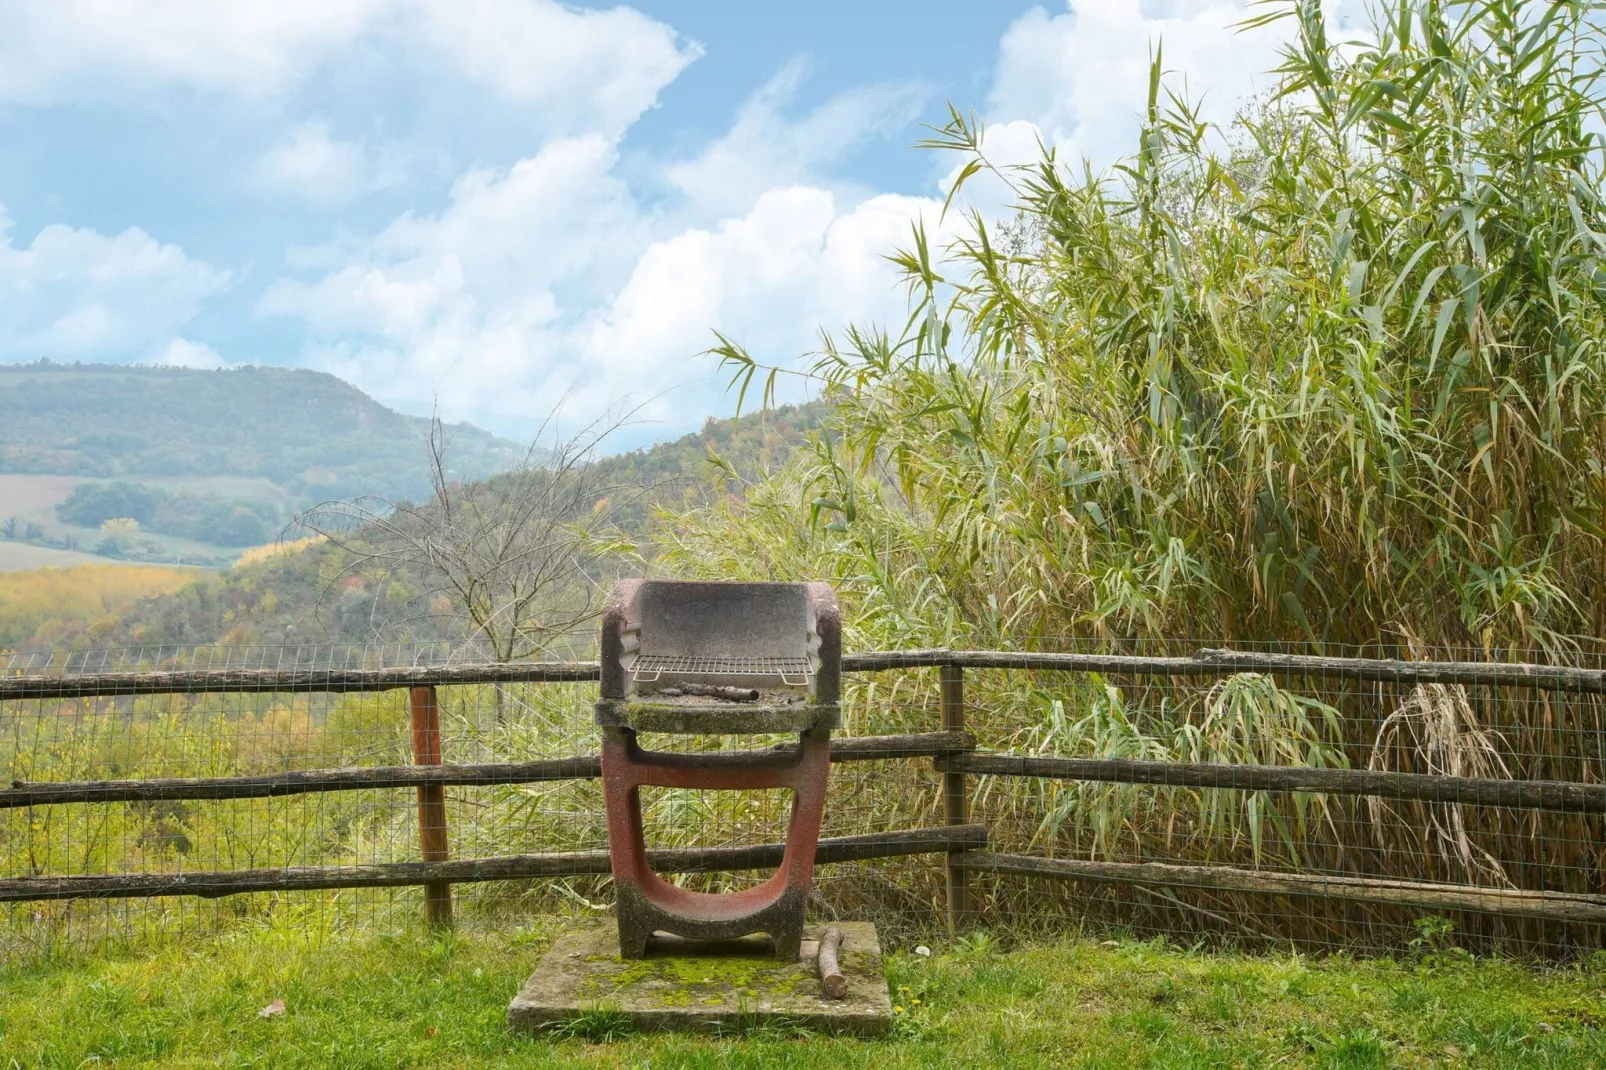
[940,158,985,222]
[1406,264,1448,331]
[1065,469,1117,489]
[1366,106,1415,133]
[1427,296,1458,375]
[1383,241,1439,309]
[1561,505,1606,541]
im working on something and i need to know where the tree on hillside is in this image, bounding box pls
[296,411,645,714]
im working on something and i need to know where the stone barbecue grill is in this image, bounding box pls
[596,579,840,959]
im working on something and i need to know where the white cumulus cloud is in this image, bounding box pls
[411,0,702,130]
[583,188,952,408]
[253,121,410,205]
[259,133,641,336]
[666,61,927,218]
[0,0,699,134]
[0,0,382,102]
[257,133,653,424]
[259,174,953,433]
[0,209,231,361]
[987,0,1296,168]
[154,338,229,369]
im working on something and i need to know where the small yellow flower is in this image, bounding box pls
[912,999,922,1006]
[894,1005,905,1014]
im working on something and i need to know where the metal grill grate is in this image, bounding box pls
[631,654,814,686]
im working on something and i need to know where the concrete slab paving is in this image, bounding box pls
[507,921,893,1036]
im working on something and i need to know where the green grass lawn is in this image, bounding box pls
[3,921,1603,1068]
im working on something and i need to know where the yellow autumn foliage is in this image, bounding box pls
[232,534,325,569]
[0,564,198,647]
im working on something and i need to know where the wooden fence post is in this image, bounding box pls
[409,685,452,928]
[940,663,971,934]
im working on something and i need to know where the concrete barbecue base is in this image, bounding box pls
[506,921,892,1036]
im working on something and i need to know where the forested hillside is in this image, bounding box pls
[1,404,820,651]
[0,362,520,502]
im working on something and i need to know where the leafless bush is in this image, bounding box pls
[295,408,646,667]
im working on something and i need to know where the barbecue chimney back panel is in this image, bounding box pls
[596,579,840,733]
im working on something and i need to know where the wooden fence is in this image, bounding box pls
[5,648,1606,933]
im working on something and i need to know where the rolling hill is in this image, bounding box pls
[0,402,821,650]
[0,361,521,502]
[0,361,526,570]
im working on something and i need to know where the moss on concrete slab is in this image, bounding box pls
[508,922,891,1034]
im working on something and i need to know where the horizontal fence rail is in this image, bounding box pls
[941,753,1606,815]
[954,853,1606,925]
[8,647,1606,699]
[845,649,1606,694]
[0,661,601,700]
[1,732,975,809]
[10,645,1606,944]
[0,825,987,903]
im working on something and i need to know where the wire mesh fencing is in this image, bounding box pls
[929,638,1606,960]
[4,639,1606,962]
[0,643,957,960]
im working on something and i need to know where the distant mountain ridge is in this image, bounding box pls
[0,361,522,501]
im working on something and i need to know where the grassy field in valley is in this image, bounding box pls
[0,475,86,519]
[2,921,1603,1069]
[0,474,296,572]
[0,542,147,572]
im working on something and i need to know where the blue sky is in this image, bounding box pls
[0,1,1318,446]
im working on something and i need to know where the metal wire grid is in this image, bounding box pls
[5,637,1606,961]
[0,665,944,959]
[630,654,814,685]
[951,640,1606,959]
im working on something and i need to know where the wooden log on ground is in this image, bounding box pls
[0,733,973,810]
[954,851,1606,924]
[940,753,1606,815]
[0,825,987,903]
[659,683,759,702]
[817,926,847,999]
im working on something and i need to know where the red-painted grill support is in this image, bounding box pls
[596,580,841,960]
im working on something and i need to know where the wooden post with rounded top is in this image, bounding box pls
[410,685,452,928]
[940,663,970,933]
